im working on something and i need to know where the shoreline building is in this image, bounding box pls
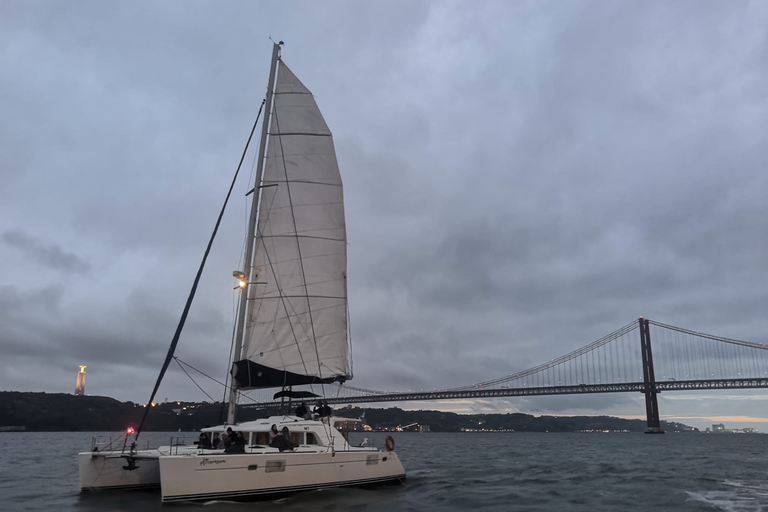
[75,365,86,396]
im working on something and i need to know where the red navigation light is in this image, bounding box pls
[127,427,135,435]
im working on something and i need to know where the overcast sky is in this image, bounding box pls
[1,1,766,430]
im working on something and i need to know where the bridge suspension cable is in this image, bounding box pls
[236,318,768,422]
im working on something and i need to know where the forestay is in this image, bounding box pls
[234,61,350,389]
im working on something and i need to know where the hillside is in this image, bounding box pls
[0,392,698,433]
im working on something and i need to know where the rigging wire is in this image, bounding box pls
[226,102,266,419]
[243,94,314,390]
[272,106,325,384]
[346,275,354,379]
[253,205,313,381]
[174,357,262,405]
[174,358,217,403]
[269,98,342,434]
[134,99,266,441]
[272,105,331,434]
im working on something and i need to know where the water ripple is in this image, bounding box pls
[2,431,768,511]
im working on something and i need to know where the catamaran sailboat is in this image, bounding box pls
[78,41,406,501]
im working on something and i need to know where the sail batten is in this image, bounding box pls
[234,60,349,390]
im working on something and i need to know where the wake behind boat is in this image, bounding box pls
[78,41,406,501]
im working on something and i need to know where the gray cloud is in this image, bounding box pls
[3,230,90,273]
[1,1,767,429]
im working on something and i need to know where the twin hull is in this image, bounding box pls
[79,450,161,491]
[80,449,405,502]
[160,449,405,502]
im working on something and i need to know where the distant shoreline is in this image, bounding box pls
[0,391,701,433]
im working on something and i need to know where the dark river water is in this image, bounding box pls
[2,431,767,511]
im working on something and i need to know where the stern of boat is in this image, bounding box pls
[78,451,161,492]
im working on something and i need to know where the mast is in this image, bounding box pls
[227,41,282,425]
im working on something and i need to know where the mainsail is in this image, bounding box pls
[233,60,350,389]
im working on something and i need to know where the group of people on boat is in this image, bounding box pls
[196,427,246,453]
[294,401,333,419]
[193,398,335,454]
[196,425,297,453]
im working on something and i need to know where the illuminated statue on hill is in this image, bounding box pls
[75,365,86,396]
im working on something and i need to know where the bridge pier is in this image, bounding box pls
[639,318,664,434]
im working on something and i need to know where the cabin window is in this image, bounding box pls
[253,432,269,446]
[306,433,318,445]
[265,460,286,473]
[291,433,302,446]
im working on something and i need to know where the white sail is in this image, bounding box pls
[237,61,349,388]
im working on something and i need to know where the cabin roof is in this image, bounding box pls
[200,415,357,433]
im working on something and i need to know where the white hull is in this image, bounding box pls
[78,450,161,491]
[159,449,406,502]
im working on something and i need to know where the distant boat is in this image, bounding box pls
[78,42,405,501]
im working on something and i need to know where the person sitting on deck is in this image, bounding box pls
[268,424,279,444]
[196,432,212,449]
[212,432,222,449]
[269,426,294,452]
[226,431,246,454]
[295,402,308,418]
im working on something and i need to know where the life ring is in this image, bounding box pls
[385,435,395,451]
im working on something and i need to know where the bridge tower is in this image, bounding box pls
[639,319,663,433]
[75,365,86,396]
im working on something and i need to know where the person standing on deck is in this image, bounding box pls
[222,427,233,450]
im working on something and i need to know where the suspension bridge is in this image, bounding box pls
[236,318,768,433]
